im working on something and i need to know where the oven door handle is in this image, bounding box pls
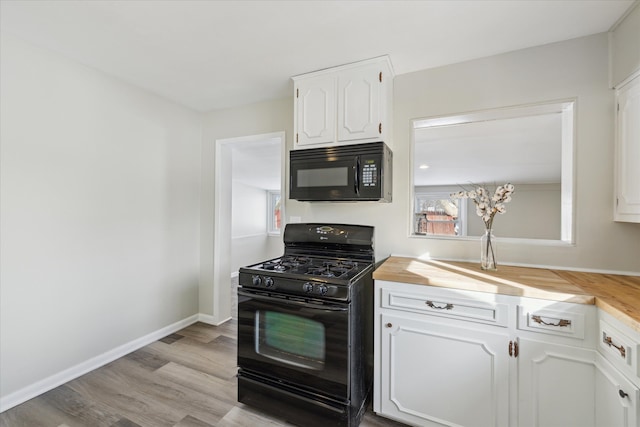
[238,290,349,311]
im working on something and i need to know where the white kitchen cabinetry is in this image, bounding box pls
[595,352,639,427]
[517,338,598,427]
[374,280,640,427]
[293,56,393,149]
[379,313,510,427]
[614,73,640,222]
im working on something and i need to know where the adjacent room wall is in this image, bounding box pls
[0,34,202,402]
[230,181,282,272]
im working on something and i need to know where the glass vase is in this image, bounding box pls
[480,229,497,271]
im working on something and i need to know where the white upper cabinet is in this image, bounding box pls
[295,75,336,147]
[614,74,640,222]
[293,56,393,149]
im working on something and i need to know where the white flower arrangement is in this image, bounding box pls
[450,183,515,230]
[450,183,514,270]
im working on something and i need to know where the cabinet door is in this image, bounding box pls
[518,338,597,427]
[595,354,639,427]
[379,314,510,427]
[615,74,640,222]
[295,76,336,147]
[337,64,383,142]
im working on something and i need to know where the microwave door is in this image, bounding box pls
[290,157,358,201]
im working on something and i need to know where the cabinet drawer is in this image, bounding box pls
[381,288,508,327]
[599,319,640,379]
[517,303,591,340]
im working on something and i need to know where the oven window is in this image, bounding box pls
[297,167,348,187]
[255,310,325,370]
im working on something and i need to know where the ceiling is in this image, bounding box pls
[231,136,282,191]
[0,0,635,112]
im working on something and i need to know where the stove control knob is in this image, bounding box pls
[264,277,274,288]
[252,275,262,286]
[303,282,314,293]
[317,284,328,295]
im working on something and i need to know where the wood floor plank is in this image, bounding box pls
[37,384,122,427]
[124,347,171,371]
[172,415,213,427]
[155,362,237,406]
[216,405,296,427]
[145,336,236,381]
[92,357,229,425]
[110,418,142,427]
[65,362,184,427]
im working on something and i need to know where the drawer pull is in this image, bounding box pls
[385,323,393,328]
[603,333,626,358]
[426,301,453,310]
[531,315,571,328]
[619,389,629,399]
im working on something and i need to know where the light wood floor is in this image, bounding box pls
[0,320,407,427]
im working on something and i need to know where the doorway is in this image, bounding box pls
[213,132,285,323]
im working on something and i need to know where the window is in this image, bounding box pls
[267,191,281,235]
[414,192,466,237]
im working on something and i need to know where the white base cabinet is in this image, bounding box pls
[379,313,510,427]
[374,280,639,427]
[595,353,639,427]
[517,338,598,427]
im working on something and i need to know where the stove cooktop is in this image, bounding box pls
[247,255,368,281]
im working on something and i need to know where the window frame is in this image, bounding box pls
[267,190,281,235]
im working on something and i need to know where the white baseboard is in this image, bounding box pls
[0,313,207,413]
[197,313,232,326]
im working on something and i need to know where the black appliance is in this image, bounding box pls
[237,223,375,427]
[289,142,392,202]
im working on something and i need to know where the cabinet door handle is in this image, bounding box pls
[603,333,626,358]
[426,301,453,310]
[619,389,629,399]
[508,341,519,358]
[385,323,393,328]
[531,315,571,327]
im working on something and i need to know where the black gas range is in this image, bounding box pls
[237,223,375,427]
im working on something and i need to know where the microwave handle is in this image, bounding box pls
[354,156,360,195]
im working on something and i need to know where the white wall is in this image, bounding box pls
[610,2,640,87]
[232,181,267,238]
[284,33,640,273]
[230,181,282,273]
[416,184,561,240]
[0,34,202,402]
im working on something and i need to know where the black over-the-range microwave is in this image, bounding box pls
[289,141,392,202]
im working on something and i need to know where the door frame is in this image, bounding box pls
[211,131,286,324]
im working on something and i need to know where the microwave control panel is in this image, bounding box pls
[362,161,378,187]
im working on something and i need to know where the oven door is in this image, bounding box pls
[237,289,350,399]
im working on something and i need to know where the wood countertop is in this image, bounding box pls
[373,256,640,333]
